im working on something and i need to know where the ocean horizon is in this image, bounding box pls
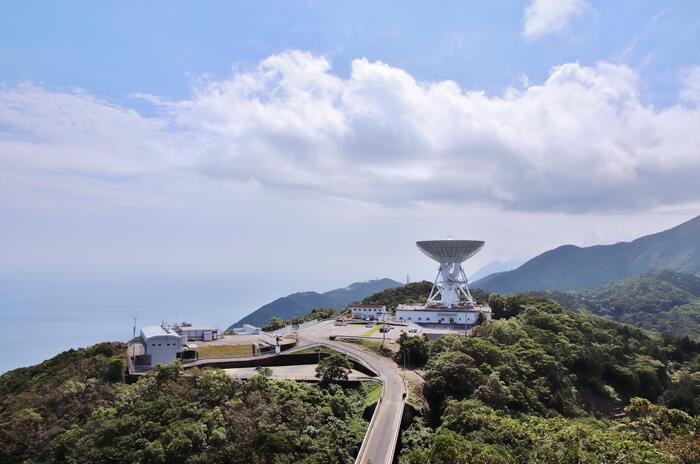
[0,271,351,374]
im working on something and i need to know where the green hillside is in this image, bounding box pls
[535,269,700,339]
[0,343,372,464]
[3,287,699,463]
[397,295,700,463]
[474,215,700,293]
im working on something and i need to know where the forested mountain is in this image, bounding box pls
[397,294,700,463]
[2,287,700,463]
[0,343,372,464]
[474,215,700,293]
[534,269,700,339]
[231,278,402,328]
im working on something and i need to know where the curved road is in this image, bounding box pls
[299,320,406,464]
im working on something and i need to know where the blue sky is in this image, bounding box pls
[1,1,700,284]
[3,1,698,104]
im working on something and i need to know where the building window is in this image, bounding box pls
[408,317,412,321]
[426,317,430,321]
[418,317,422,321]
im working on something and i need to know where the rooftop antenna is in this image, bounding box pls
[416,240,485,307]
[132,314,138,339]
[406,274,410,285]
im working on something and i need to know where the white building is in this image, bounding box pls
[174,325,219,342]
[232,324,261,335]
[395,303,491,327]
[140,326,182,367]
[349,304,387,321]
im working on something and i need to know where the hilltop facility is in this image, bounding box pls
[395,240,491,328]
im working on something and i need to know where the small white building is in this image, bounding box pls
[232,324,261,335]
[140,326,182,367]
[174,325,220,342]
[395,304,491,327]
[349,304,387,321]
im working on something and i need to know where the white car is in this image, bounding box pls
[408,327,418,333]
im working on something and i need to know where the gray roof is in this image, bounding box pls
[140,326,181,340]
[416,240,485,263]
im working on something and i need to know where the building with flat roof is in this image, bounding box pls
[173,325,220,342]
[140,325,182,367]
[395,303,490,327]
[349,304,386,321]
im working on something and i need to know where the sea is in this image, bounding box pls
[0,272,347,374]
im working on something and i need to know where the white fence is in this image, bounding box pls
[259,330,278,346]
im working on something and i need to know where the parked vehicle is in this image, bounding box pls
[408,327,418,333]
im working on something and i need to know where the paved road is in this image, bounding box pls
[299,320,406,464]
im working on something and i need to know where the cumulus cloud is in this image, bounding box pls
[523,0,589,39]
[2,51,700,213]
[680,65,700,104]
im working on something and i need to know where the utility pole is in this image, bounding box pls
[132,315,137,340]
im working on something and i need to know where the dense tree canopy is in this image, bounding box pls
[0,343,371,464]
[397,295,700,463]
[536,269,700,339]
[316,353,352,386]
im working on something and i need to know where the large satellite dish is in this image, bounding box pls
[416,240,485,264]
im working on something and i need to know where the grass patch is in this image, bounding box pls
[362,381,382,407]
[362,324,384,336]
[294,345,339,356]
[197,344,253,359]
[340,338,394,358]
[293,345,363,365]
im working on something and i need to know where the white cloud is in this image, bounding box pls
[2,51,700,215]
[523,0,589,39]
[680,65,700,104]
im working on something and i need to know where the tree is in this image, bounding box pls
[473,372,514,410]
[398,333,429,367]
[263,316,286,332]
[315,353,352,386]
[424,351,486,403]
[488,294,507,319]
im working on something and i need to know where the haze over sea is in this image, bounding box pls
[0,272,353,374]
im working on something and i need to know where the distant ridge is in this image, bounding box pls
[534,269,700,339]
[230,278,403,328]
[474,214,700,293]
[470,258,525,282]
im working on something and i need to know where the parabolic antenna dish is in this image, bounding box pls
[416,240,485,264]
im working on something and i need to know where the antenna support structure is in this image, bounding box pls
[416,240,485,308]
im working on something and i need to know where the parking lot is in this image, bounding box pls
[328,321,419,341]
